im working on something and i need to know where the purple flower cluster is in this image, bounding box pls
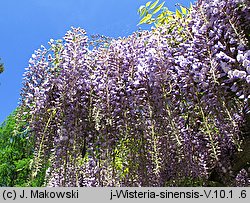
[20,0,250,186]
[202,0,250,100]
[235,169,250,187]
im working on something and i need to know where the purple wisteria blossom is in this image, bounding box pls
[20,0,250,186]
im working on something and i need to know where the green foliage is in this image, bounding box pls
[138,0,192,27]
[0,110,37,186]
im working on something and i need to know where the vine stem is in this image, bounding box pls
[196,92,218,161]
[162,84,182,146]
[33,108,56,178]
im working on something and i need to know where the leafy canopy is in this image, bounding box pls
[138,0,192,27]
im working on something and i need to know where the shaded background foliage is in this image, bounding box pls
[1,0,250,187]
[0,111,33,186]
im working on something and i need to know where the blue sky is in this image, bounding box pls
[0,0,193,123]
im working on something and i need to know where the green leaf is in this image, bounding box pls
[156,9,173,21]
[138,6,147,17]
[163,9,174,16]
[138,5,145,14]
[167,15,174,21]
[176,9,182,18]
[157,12,165,20]
[180,5,187,15]
[146,1,152,7]
[157,17,166,26]
[190,2,193,10]
[141,8,148,17]
[147,18,156,24]
[137,6,145,15]
[152,2,165,15]
[149,0,159,10]
[138,13,152,25]
[123,167,129,174]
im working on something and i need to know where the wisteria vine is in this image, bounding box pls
[20,0,250,186]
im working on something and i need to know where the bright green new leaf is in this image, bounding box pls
[176,9,182,18]
[158,17,166,25]
[149,0,159,10]
[180,5,187,15]
[160,9,174,18]
[137,6,146,16]
[157,12,165,20]
[167,15,174,21]
[190,2,193,10]
[146,1,152,7]
[138,5,143,14]
[147,18,156,24]
[140,7,147,17]
[123,167,129,174]
[138,13,152,25]
[152,2,165,15]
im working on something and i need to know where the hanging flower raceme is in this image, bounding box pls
[20,0,250,187]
